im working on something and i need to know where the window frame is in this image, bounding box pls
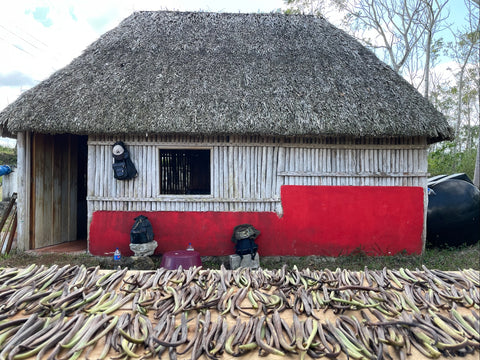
[157,146,213,198]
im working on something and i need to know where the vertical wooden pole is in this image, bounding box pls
[16,132,26,250]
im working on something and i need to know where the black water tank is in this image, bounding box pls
[427,174,480,248]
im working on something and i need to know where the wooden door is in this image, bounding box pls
[30,134,78,248]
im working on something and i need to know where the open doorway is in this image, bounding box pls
[76,136,88,241]
[29,134,88,249]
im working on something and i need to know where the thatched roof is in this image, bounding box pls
[0,11,453,142]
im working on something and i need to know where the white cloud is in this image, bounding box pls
[0,87,25,110]
[0,137,16,148]
[429,61,458,85]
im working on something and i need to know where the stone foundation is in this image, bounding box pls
[229,253,260,270]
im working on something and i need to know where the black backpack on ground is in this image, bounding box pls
[130,215,154,244]
[231,224,260,260]
[112,141,138,180]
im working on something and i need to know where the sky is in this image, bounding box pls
[0,0,471,132]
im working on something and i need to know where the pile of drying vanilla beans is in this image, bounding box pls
[0,264,478,359]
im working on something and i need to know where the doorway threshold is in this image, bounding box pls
[28,240,87,254]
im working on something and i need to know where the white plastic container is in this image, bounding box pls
[114,248,121,261]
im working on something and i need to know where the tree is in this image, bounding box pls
[340,0,430,73]
[284,0,343,18]
[342,0,451,100]
[475,129,480,187]
[285,0,449,98]
[469,0,480,187]
[429,30,478,177]
[428,141,477,178]
[447,0,479,185]
[418,0,450,99]
[450,31,478,143]
[285,0,479,183]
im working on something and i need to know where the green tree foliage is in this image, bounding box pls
[428,137,478,179]
[0,146,16,166]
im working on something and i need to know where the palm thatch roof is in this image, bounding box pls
[0,11,453,142]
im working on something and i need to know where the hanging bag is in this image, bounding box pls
[112,141,138,180]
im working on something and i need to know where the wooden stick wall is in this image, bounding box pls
[87,135,428,219]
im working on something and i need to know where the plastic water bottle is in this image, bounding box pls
[186,243,194,251]
[114,248,121,261]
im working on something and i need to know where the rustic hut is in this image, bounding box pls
[0,11,453,257]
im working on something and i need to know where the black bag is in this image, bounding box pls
[231,224,260,260]
[130,215,154,244]
[235,238,258,260]
[112,141,137,180]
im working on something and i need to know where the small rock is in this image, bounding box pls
[229,253,260,270]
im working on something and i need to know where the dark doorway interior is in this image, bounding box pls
[76,136,88,240]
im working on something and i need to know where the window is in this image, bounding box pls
[159,149,211,195]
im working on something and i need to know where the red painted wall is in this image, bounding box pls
[89,186,424,257]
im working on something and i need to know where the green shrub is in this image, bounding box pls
[428,142,476,179]
[0,146,16,167]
